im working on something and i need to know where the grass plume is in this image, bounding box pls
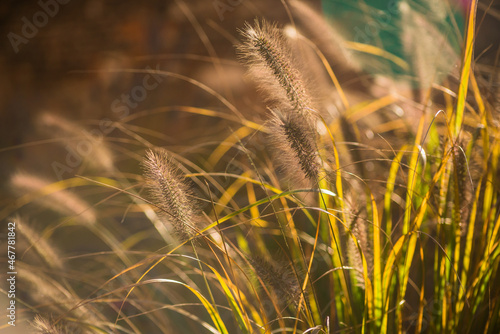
[37,112,114,173]
[142,148,200,242]
[250,255,302,308]
[31,315,89,334]
[16,216,64,270]
[268,109,320,185]
[10,172,96,225]
[238,19,314,114]
[31,315,65,334]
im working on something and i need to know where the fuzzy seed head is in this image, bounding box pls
[37,113,114,172]
[346,211,372,289]
[269,110,320,184]
[20,264,99,323]
[31,315,88,334]
[452,144,472,233]
[32,315,65,334]
[250,256,301,307]
[238,20,312,113]
[10,173,96,225]
[16,216,64,270]
[142,149,199,241]
[453,145,467,196]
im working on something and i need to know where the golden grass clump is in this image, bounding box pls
[5,1,500,333]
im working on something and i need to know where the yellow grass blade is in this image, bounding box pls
[453,0,477,137]
[345,41,410,71]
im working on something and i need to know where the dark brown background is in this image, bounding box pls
[0,0,498,183]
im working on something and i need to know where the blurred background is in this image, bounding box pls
[0,0,498,202]
[0,0,315,182]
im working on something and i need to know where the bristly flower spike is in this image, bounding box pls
[269,109,320,184]
[239,19,313,114]
[142,149,199,242]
